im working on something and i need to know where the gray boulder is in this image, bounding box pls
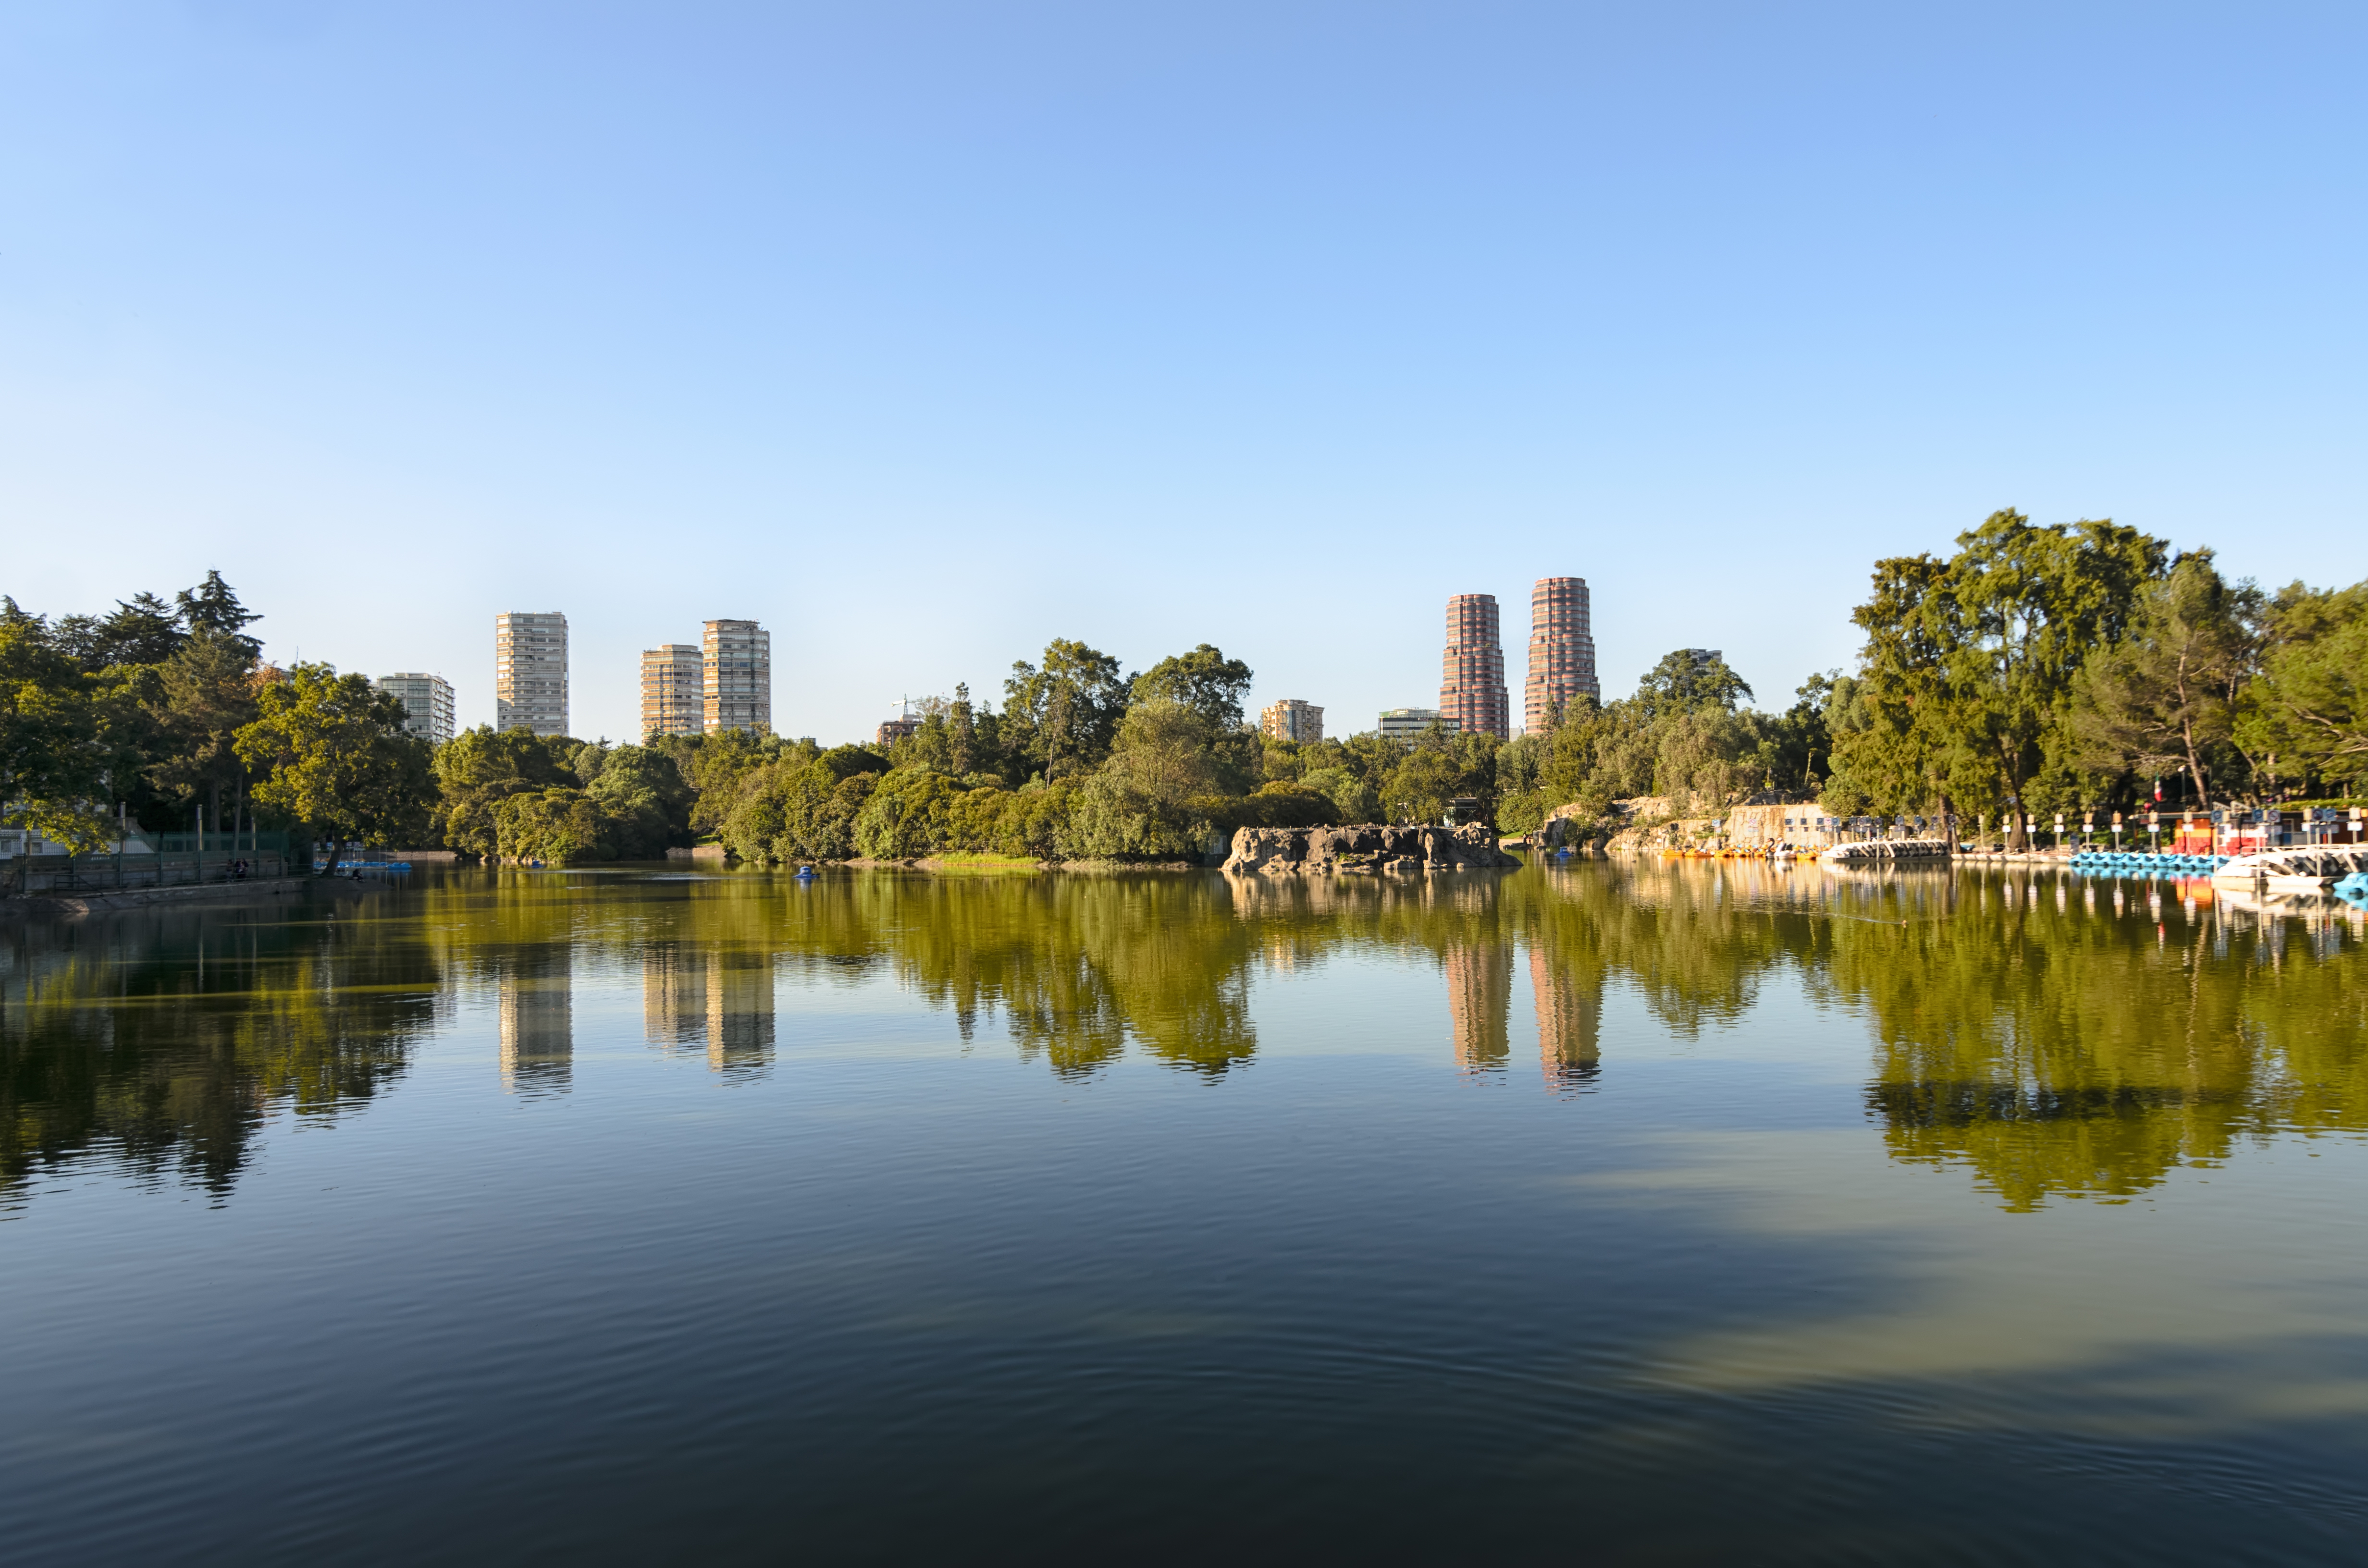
[1221,822,1521,876]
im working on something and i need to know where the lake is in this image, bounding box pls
[5,860,2366,1563]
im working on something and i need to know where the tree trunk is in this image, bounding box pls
[2180,712,2211,810]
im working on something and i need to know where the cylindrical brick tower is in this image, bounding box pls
[1524,577,1600,733]
[1439,593,1509,740]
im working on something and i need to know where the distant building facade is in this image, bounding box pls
[1439,593,1509,740]
[495,612,569,736]
[1380,707,1459,743]
[1259,698,1324,744]
[1723,803,1840,849]
[876,716,919,746]
[641,645,703,737]
[703,619,771,735]
[1524,577,1600,732]
[376,672,456,747]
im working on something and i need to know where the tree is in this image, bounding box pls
[143,628,264,832]
[236,665,435,873]
[2071,551,2260,808]
[432,725,575,860]
[496,788,611,864]
[52,592,185,672]
[1764,673,1839,796]
[1002,639,1129,780]
[950,683,977,773]
[1832,511,2167,845]
[1386,748,1462,824]
[0,604,111,855]
[1103,698,1223,804]
[2245,578,2368,795]
[174,571,264,662]
[1635,649,1754,719]
[1131,644,1253,730]
[584,743,699,855]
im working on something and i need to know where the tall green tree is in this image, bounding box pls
[1635,649,1754,718]
[237,665,435,873]
[2244,578,2368,796]
[52,591,185,672]
[1832,510,2167,845]
[1131,644,1253,729]
[143,627,264,832]
[431,725,575,860]
[174,570,264,662]
[2071,551,2261,808]
[1001,639,1129,781]
[0,603,112,854]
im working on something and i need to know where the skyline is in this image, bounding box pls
[3,5,2362,742]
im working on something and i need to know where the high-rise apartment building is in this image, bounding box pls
[1439,594,1510,740]
[376,672,456,747]
[1259,698,1324,744]
[1523,577,1601,733]
[494,612,569,736]
[703,619,771,735]
[641,645,703,737]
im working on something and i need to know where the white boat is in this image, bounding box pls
[1818,838,1953,866]
[2208,845,2368,891]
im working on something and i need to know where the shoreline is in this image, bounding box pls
[0,876,391,919]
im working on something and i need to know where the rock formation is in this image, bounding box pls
[1222,823,1521,876]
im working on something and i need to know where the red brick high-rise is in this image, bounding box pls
[1439,594,1509,740]
[1524,577,1600,733]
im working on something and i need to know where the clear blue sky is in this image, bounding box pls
[4,2,2362,743]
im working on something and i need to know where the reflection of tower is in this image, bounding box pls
[1447,941,1513,1070]
[1530,948,1601,1088]
[642,943,708,1050]
[706,951,777,1079]
[500,954,572,1095]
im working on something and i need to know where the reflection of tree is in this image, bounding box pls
[22,860,2355,1214]
[0,894,439,1205]
[1825,878,2368,1210]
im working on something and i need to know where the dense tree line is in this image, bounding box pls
[7,521,2363,870]
[2,575,431,869]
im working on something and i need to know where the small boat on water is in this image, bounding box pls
[2208,846,2368,892]
[1818,838,1952,866]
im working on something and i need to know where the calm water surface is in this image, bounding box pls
[5,861,2367,1563]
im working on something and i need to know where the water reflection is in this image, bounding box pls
[1530,948,1600,1089]
[0,891,437,1206]
[499,953,573,1097]
[4,859,2364,1210]
[642,943,775,1081]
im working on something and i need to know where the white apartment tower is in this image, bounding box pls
[1259,698,1324,745]
[495,612,569,737]
[641,644,704,737]
[703,619,771,735]
[376,672,456,747]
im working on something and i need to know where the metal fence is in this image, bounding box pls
[7,849,293,895]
